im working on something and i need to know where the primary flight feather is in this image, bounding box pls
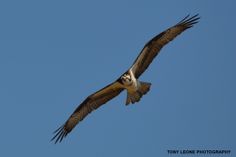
[51,14,200,143]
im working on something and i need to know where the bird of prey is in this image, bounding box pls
[51,14,200,143]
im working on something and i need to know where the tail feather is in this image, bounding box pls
[138,81,151,95]
[125,81,151,105]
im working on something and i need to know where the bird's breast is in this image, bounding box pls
[125,70,139,92]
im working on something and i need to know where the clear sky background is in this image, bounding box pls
[0,0,235,157]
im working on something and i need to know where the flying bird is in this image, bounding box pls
[52,14,200,143]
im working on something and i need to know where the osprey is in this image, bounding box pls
[52,14,200,143]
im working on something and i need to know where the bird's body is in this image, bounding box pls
[119,69,151,105]
[52,14,200,143]
[120,70,137,90]
[120,70,144,94]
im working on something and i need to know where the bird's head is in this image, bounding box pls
[121,74,132,85]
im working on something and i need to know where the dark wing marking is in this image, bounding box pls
[130,14,200,78]
[51,81,124,143]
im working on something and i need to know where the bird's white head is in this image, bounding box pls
[121,74,132,86]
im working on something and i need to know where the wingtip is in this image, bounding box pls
[51,125,68,144]
[178,14,200,28]
[179,14,200,22]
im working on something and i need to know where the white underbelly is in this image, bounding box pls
[125,70,140,92]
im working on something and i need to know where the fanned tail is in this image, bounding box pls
[126,81,151,105]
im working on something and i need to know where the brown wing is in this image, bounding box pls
[130,14,200,78]
[51,81,124,143]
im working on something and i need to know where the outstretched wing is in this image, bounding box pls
[130,14,200,78]
[51,81,124,143]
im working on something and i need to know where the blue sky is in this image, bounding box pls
[0,0,235,156]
